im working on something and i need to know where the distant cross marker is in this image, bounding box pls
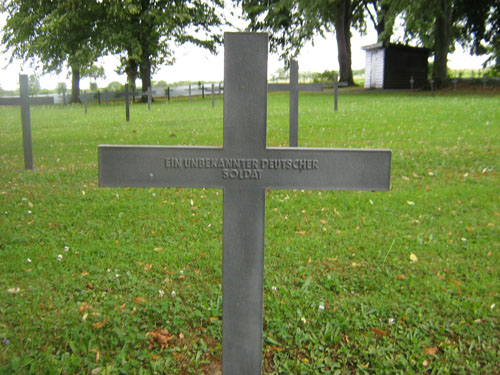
[99,33,391,375]
[268,60,323,146]
[333,73,348,111]
[147,86,152,111]
[19,74,33,170]
[410,76,415,90]
[125,84,130,121]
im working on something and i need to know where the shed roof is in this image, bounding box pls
[362,42,430,53]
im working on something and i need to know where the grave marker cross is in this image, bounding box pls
[99,32,391,375]
[268,60,323,147]
[333,73,348,111]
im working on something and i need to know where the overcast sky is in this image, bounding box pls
[0,7,489,91]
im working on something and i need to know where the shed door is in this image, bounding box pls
[370,52,378,88]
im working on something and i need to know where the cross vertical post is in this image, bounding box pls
[189,84,192,102]
[147,86,152,111]
[211,83,215,108]
[19,74,33,170]
[333,73,348,112]
[125,84,130,121]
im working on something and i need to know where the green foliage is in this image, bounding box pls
[56,82,67,95]
[0,91,499,373]
[28,74,41,96]
[106,81,124,92]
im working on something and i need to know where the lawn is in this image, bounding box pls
[1,90,499,374]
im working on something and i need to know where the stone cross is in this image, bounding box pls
[99,33,391,375]
[333,73,348,111]
[268,60,323,147]
[410,76,415,90]
[211,83,215,108]
[125,84,130,121]
[147,86,152,111]
[19,74,33,170]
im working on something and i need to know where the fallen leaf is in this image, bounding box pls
[208,317,219,323]
[410,253,418,262]
[422,360,429,366]
[451,279,462,286]
[351,262,361,267]
[7,287,20,294]
[143,264,153,271]
[154,247,163,252]
[81,272,89,277]
[89,348,100,363]
[147,328,174,350]
[371,328,388,336]
[424,346,438,355]
[296,231,306,235]
[133,297,147,304]
[396,274,405,281]
[79,302,91,314]
[82,313,88,321]
[179,332,185,340]
[92,317,108,329]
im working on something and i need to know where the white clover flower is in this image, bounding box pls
[179,270,184,275]
[158,290,165,298]
[106,269,111,273]
[461,238,467,242]
[27,210,32,214]
[171,290,176,298]
[64,246,69,252]
[318,303,325,311]
[115,273,119,278]
[271,286,277,293]
[27,258,32,263]
[57,254,63,261]
[491,304,496,311]
[388,318,396,326]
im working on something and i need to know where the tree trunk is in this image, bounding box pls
[125,58,138,101]
[71,66,81,103]
[433,0,452,88]
[333,0,354,85]
[140,57,152,103]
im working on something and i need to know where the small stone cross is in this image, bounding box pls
[268,60,323,146]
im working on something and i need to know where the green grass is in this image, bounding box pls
[1,91,499,374]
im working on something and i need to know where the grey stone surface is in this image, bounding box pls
[99,32,391,375]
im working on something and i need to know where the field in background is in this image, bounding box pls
[1,90,499,374]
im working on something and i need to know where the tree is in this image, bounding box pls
[401,0,498,86]
[28,74,41,96]
[102,0,223,102]
[1,0,106,103]
[240,0,370,85]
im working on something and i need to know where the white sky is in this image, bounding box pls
[0,6,489,91]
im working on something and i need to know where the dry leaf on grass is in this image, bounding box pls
[146,328,174,350]
[424,346,438,355]
[92,317,108,329]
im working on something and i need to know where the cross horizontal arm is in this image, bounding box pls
[261,148,391,190]
[99,145,391,191]
[99,145,225,188]
[268,83,323,92]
